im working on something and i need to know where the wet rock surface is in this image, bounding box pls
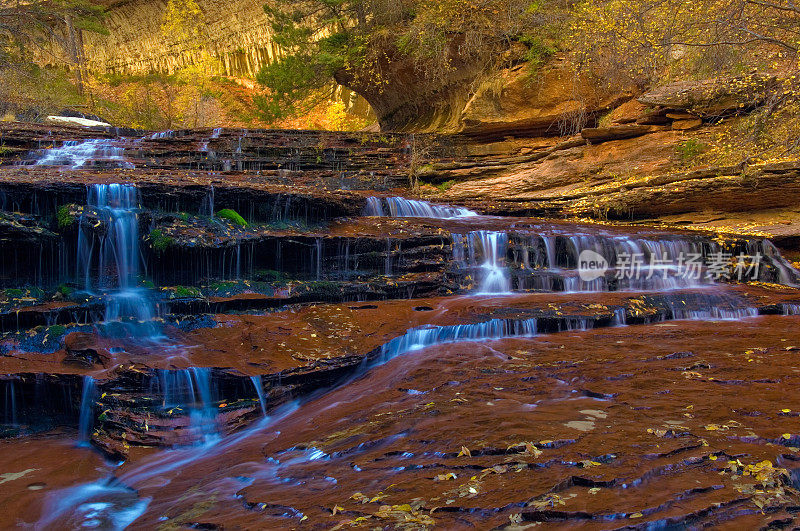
[0,122,800,528]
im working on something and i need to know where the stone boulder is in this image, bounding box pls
[64,332,109,367]
[638,73,779,116]
[606,99,649,124]
[459,61,632,137]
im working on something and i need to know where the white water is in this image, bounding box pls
[474,231,511,294]
[35,139,132,168]
[364,196,477,218]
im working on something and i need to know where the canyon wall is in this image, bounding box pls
[82,0,277,78]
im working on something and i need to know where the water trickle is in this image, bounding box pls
[78,376,96,445]
[34,139,133,169]
[152,368,218,443]
[202,185,215,217]
[364,197,477,218]
[250,376,267,417]
[78,184,158,337]
[314,238,323,280]
[543,236,559,270]
[3,379,18,426]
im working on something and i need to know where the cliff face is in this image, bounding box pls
[82,0,277,77]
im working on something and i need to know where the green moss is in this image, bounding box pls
[46,324,66,337]
[56,284,73,297]
[173,285,202,298]
[304,281,342,297]
[217,209,247,227]
[149,229,174,252]
[255,269,290,283]
[434,180,455,192]
[0,146,11,156]
[56,205,77,229]
[4,288,24,298]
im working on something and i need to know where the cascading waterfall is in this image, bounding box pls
[782,303,800,315]
[452,231,511,294]
[34,139,133,169]
[474,231,511,294]
[364,196,477,218]
[77,376,96,445]
[374,315,608,365]
[149,130,175,140]
[668,305,758,320]
[452,230,800,293]
[78,184,158,337]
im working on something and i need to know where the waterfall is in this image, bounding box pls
[364,197,385,216]
[149,130,174,140]
[782,304,800,315]
[78,184,158,337]
[380,318,539,361]
[452,231,511,294]
[364,197,476,218]
[474,231,511,294]
[759,240,800,286]
[250,376,267,417]
[77,376,96,445]
[450,230,800,293]
[668,305,758,321]
[34,139,132,169]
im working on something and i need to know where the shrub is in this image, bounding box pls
[676,139,707,161]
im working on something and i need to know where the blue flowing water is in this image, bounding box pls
[78,184,159,338]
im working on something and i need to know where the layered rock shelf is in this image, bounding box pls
[2,122,800,528]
